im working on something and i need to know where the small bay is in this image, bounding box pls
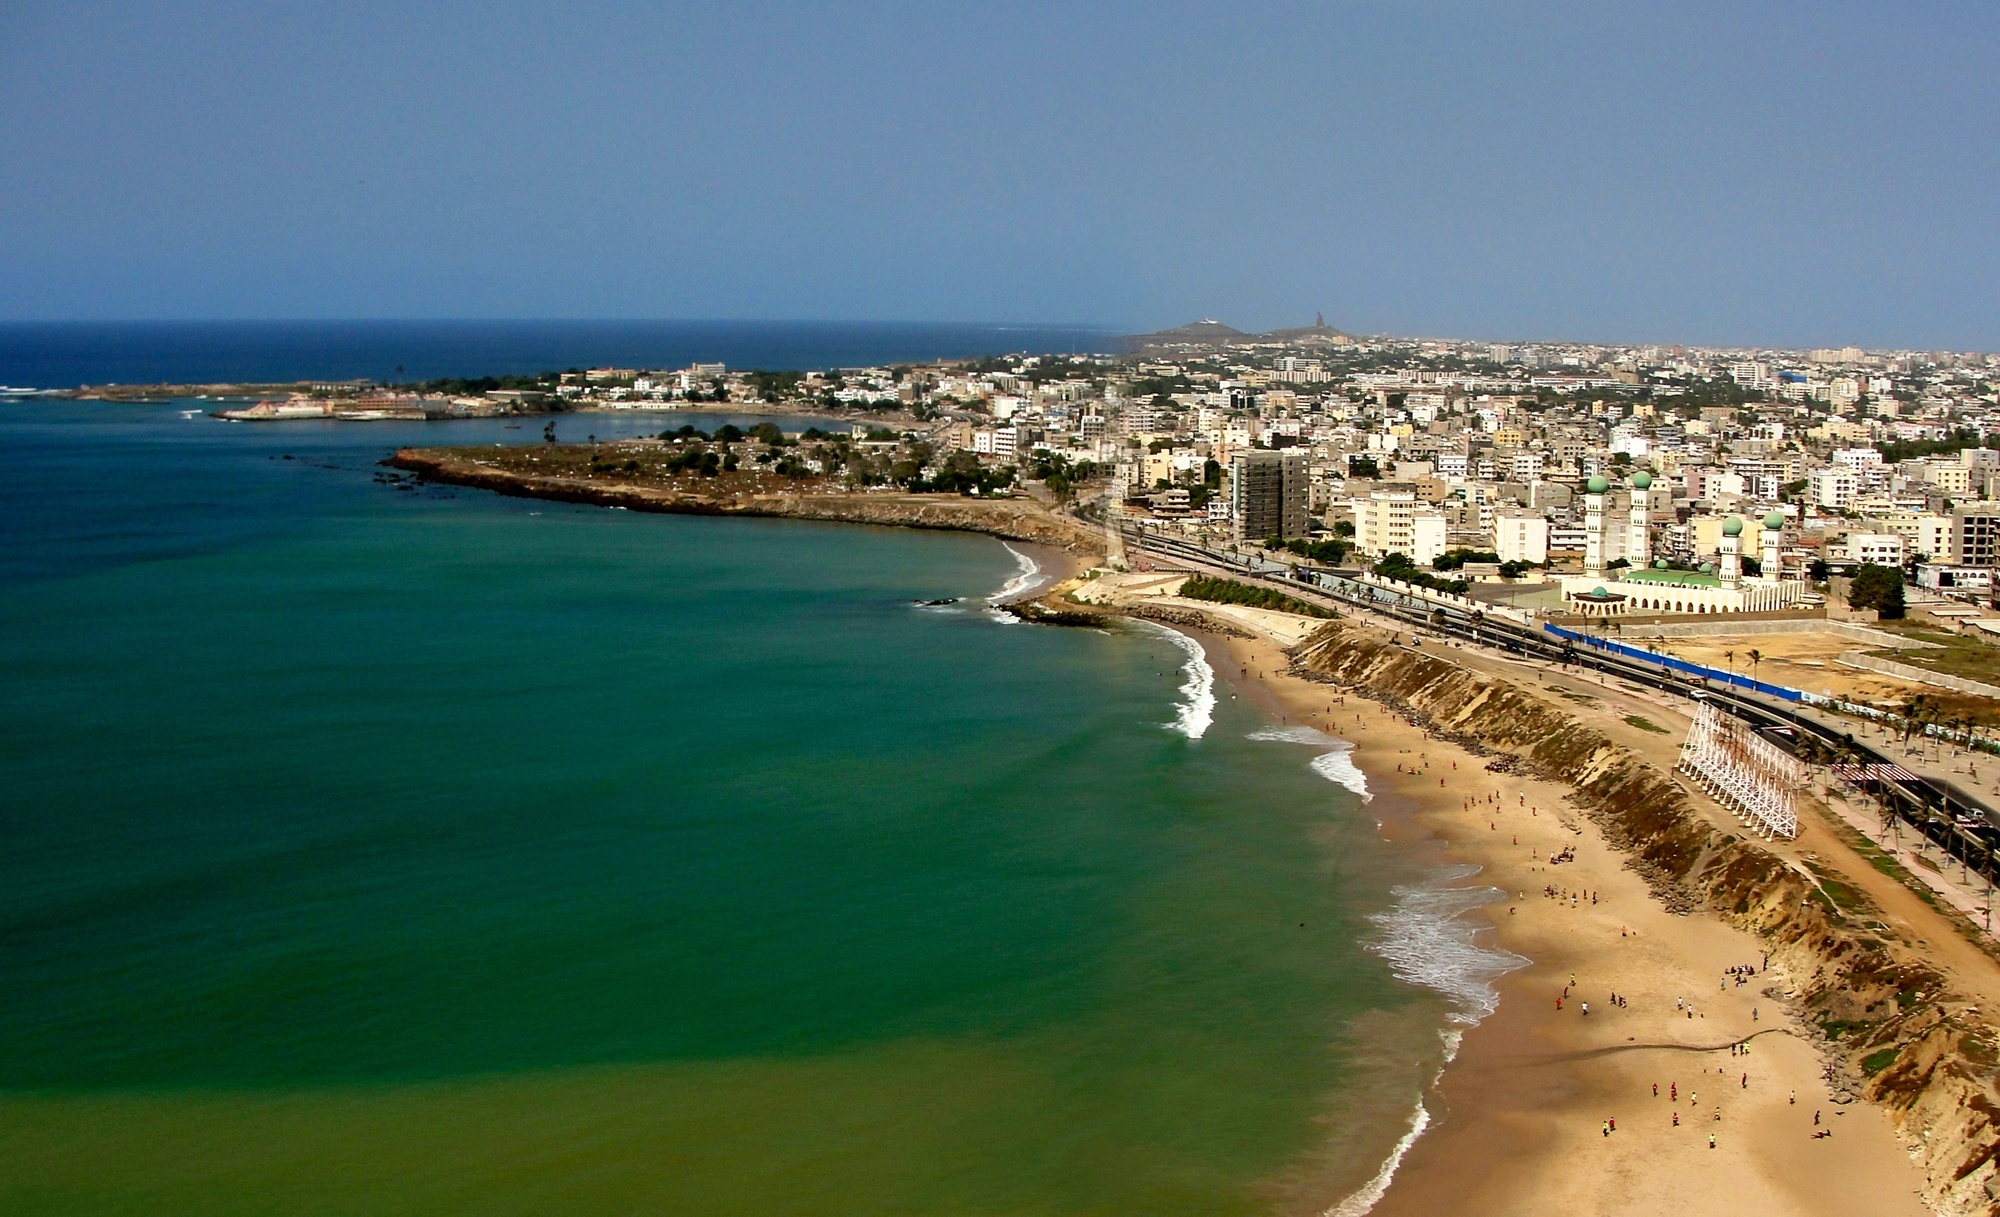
[0,400,1448,1215]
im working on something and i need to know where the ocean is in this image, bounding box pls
[0,391,1511,1214]
[0,320,1121,389]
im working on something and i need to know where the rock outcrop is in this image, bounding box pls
[387,449,1106,556]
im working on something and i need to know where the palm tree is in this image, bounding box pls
[1723,649,1736,685]
[1747,648,1763,685]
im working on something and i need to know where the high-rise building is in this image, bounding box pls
[1231,450,1309,542]
[1951,507,2000,567]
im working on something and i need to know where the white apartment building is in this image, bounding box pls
[1845,533,1905,566]
[1809,467,1858,511]
[1878,511,1951,562]
[1492,509,1550,565]
[973,427,1020,460]
[1354,488,1447,565]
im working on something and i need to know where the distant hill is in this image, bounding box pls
[1122,317,1348,353]
[1125,319,1248,348]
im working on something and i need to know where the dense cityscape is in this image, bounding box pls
[319,320,2000,623]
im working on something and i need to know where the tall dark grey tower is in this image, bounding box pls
[1231,450,1309,542]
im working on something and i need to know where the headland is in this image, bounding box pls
[387,443,1103,557]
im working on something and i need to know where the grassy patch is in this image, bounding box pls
[1803,861,1868,915]
[1624,714,1669,734]
[1819,1019,1878,1041]
[1176,576,1334,619]
[1862,1046,1901,1075]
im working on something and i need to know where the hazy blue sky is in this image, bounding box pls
[3,1,1996,347]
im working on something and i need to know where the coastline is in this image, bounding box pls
[366,464,1972,1215]
[1203,621,1937,1217]
[386,448,1107,556]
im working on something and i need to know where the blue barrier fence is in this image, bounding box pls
[1541,624,1804,703]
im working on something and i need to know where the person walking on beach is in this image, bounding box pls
[1709,1133,1716,1150]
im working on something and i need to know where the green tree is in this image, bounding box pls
[1849,564,1906,619]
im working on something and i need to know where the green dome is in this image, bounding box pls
[1631,471,1652,489]
[1764,511,1785,530]
[1593,586,1608,597]
[1586,475,1610,494]
[1722,516,1744,537]
[1654,558,1668,568]
[1699,562,1715,574]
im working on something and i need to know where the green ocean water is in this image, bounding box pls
[0,402,1451,1215]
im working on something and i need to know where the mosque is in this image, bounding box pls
[1558,472,1806,617]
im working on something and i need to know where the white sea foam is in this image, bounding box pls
[988,544,1041,603]
[1324,1092,1430,1217]
[1144,622,1214,740]
[1309,746,1373,803]
[1244,724,1341,747]
[1323,873,1524,1217]
[1244,724,1371,801]
[985,544,1042,624]
[1368,865,1530,1025]
[1322,1029,1464,1217]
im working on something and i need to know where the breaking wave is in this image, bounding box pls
[1146,622,1214,740]
[1243,724,1372,802]
[1323,869,1526,1216]
[1309,746,1373,804]
[1368,864,1529,1025]
[984,545,1042,624]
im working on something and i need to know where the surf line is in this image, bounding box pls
[986,543,1043,623]
[1325,868,1529,1217]
[1143,621,1215,740]
[1245,724,1373,803]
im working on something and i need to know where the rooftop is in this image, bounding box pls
[1617,567,1723,588]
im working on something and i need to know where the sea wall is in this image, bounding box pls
[1289,619,2000,1216]
[388,449,1105,556]
[1837,651,2000,700]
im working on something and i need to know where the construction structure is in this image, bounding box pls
[1676,700,1806,839]
[1230,449,1309,543]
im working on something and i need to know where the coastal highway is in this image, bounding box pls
[1114,523,2000,887]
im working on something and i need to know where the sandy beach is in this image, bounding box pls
[1196,616,1940,1216]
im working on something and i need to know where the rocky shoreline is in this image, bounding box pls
[386,448,1106,555]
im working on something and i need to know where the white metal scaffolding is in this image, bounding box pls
[1676,702,1805,839]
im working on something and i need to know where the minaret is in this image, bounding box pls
[1628,471,1654,570]
[1719,516,1744,587]
[1760,511,1784,580]
[1583,474,1610,575]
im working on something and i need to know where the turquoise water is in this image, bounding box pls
[0,402,1448,1215]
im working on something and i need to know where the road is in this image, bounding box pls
[1113,521,2000,886]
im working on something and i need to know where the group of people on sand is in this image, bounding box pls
[1541,884,1598,908]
